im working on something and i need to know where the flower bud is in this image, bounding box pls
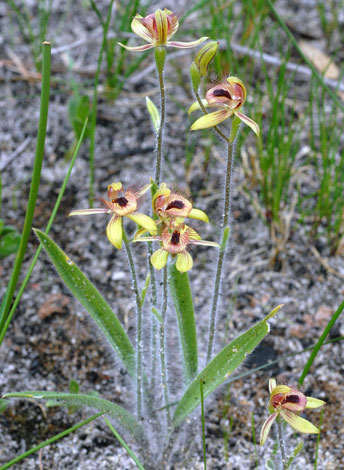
[194,41,219,76]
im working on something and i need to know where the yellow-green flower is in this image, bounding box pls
[117,9,208,52]
[189,76,260,136]
[69,182,156,250]
[260,378,325,446]
[134,222,219,272]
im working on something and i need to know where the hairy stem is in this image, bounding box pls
[123,229,142,419]
[154,47,167,186]
[206,137,236,363]
[160,265,171,427]
[276,418,287,470]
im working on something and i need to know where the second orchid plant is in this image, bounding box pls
[3,8,324,470]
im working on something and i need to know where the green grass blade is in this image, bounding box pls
[103,416,145,470]
[200,379,207,470]
[168,263,198,383]
[265,0,344,113]
[0,412,102,470]
[298,299,344,385]
[172,306,282,428]
[0,42,51,334]
[0,118,88,347]
[3,392,143,442]
[34,229,136,378]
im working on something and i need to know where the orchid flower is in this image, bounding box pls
[189,76,260,136]
[260,378,325,446]
[134,220,219,272]
[117,9,208,52]
[69,182,156,250]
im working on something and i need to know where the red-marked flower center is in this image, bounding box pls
[171,231,180,245]
[166,200,185,210]
[213,88,232,99]
[115,197,129,207]
[285,395,300,404]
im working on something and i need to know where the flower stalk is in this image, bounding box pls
[154,47,166,186]
[206,136,236,362]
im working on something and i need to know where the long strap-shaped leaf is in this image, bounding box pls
[34,229,136,378]
[172,305,282,428]
[3,391,143,442]
[168,264,197,383]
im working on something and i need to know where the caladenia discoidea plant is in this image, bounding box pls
[2,8,325,470]
[260,379,325,469]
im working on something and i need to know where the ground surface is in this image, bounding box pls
[1,1,344,469]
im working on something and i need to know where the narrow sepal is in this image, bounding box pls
[188,99,207,115]
[117,42,155,52]
[260,413,277,445]
[191,109,231,130]
[168,37,209,48]
[126,213,157,235]
[189,208,209,223]
[305,397,326,409]
[69,208,109,216]
[235,111,260,136]
[280,409,320,434]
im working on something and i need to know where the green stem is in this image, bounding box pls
[0,42,51,336]
[0,118,88,347]
[0,413,102,470]
[276,418,287,470]
[88,0,114,206]
[123,229,142,420]
[160,265,171,427]
[200,379,207,470]
[154,47,167,186]
[194,91,229,143]
[206,137,236,363]
[149,244,158,392]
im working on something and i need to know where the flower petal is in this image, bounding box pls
[176,251,193,272]
[69,208,109,216]
[189,208,209,223]
[190,239,219,248]
[127,213,157,235]
[191,109,232,131]
[168,37,209,48]
[116,42,155,52]
[280,410,320,434]
[188,99,208,115]
[305,397,326,409]
[235,111,260,136]
[131,15,154,43]
[106,216,123,249]
[270,385,291,397]
[260,413,277,446]
[269,378,277,393]
[155,9,168,45]
[151,248,169,270]
[135,183,152,199]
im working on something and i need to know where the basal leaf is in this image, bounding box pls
[169,263,197,383]
[172,306,282,428]
[34,229,136,378]
[3,391,143,441]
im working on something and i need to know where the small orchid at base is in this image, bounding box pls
[69,182,156,250]
[260,378,326,446]
[134,220,219,272]
[189,76,260,136]
[117,9,208,52]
